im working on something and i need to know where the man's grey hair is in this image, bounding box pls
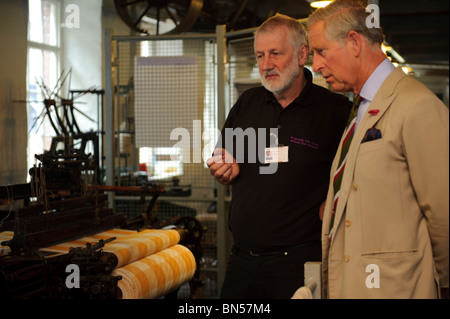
[306,0,384,46]
[255,14,307,53]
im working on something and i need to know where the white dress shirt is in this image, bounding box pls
[356,58,395,130]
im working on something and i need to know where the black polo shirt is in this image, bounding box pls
[220,68,351,251]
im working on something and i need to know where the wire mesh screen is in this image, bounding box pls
[227,36,261,113]
[112,36,219,298]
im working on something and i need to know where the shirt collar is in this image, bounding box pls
[355,59,395,131]
[360,58,395,103]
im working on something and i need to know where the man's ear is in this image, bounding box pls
[347,30,362,57]
[298,43,310,65]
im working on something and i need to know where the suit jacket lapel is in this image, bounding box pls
[331,68,406,232]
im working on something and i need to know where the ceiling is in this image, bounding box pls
[209,0,449,90]
[212,0,450,67]
[116,0,449,66]
[379,0,448,66]
[114,0,449,90]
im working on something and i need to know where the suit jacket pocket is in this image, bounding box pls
[361,249,418,258]
[361,128,382,143]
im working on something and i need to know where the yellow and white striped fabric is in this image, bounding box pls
[0,228,196,299]
[0,231,13,256]
[113,244,196,299]
[42,228,181,268]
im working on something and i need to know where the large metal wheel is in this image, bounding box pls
[114,0,204,35]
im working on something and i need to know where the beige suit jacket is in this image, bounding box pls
[321,67,449,299]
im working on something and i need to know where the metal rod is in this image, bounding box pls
[103,29,115,210]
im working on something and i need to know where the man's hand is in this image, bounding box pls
[319,201,326,220]
[206,148,240,185]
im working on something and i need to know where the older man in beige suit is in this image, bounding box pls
[306,0,449,298]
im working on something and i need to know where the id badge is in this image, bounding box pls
[264,146,289,164]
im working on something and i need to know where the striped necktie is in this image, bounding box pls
[329,95,362,241]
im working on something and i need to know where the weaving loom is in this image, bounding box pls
[0,228,198,299]
[0,147,204,299]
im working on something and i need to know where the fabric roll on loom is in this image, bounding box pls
[42,228,182,268]
[43,228,197,299]
[1,228,197,299]
[0,231,13,256]
[113,244,196,299]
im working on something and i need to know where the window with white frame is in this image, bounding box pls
[27,0,60,175]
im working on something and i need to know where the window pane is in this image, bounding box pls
[43,50,57,91]
[28,0,43,43]
[43,1,57,46]
[27,48,44,171]
[27,0,60,179]
[28,0,58,46]
[28,48,43,91]
[27,48,58,174]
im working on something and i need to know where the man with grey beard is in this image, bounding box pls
[207,14,351,298]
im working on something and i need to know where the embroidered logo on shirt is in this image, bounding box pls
[290,136,319,150]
